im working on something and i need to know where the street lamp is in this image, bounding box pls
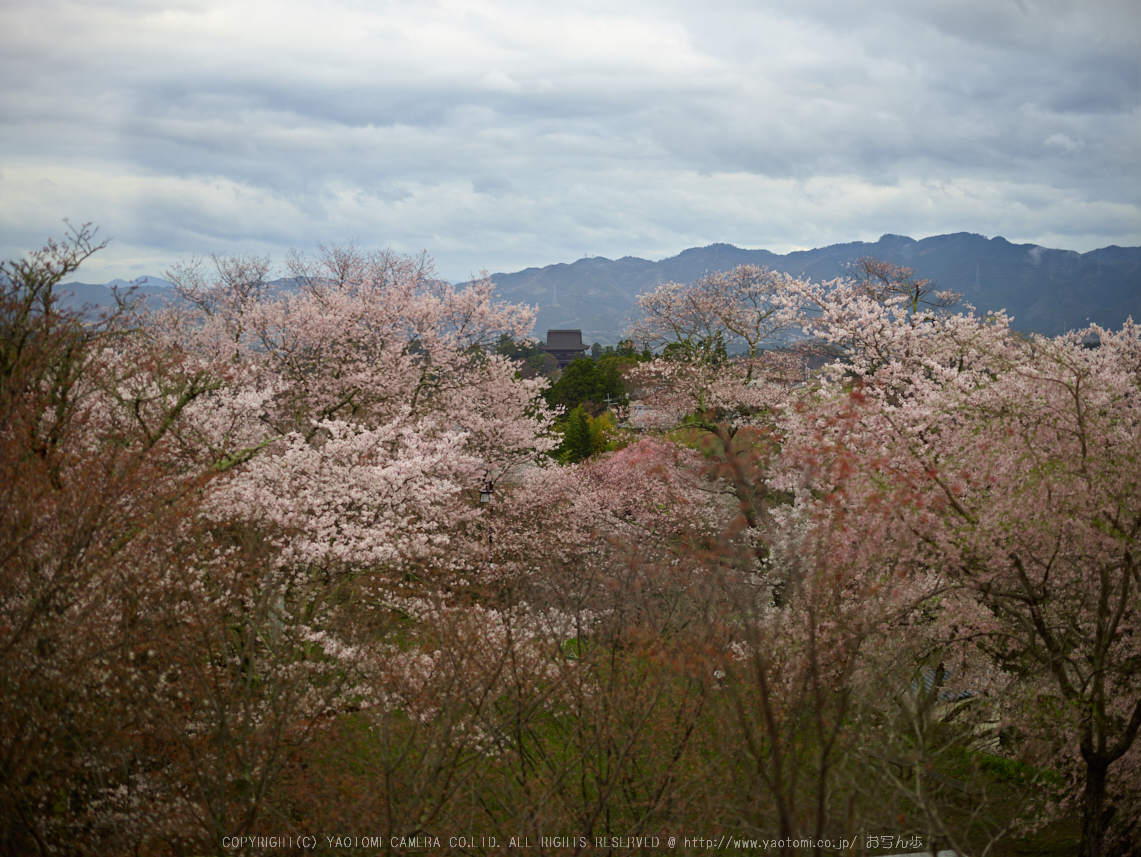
[479,479,494,555]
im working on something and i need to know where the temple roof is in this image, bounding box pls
[541,329,589,351]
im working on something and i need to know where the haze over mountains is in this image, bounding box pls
[59,233,1141,345]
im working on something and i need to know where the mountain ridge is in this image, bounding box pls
[56,233,1141,344]
[489,232,1141,343]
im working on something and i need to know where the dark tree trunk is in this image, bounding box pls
[1080,755,1108,857]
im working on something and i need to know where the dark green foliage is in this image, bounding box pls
[496,334,558,377]
[559,406,594,464]
[494,333,542,361]
[591,339,647,362]
[525,352,559,376]
[662,329,727,364]
[544,357,627,412]
[977,753,1060,787]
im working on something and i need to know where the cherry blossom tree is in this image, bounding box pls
[623,266,827,528]
[3,232,564,851]
[776,293,1141,856]
[153,243,558,572]
[0,227,275,851]
[634,258,1138,853]
[629,265,808,364]
[844,256,959,316]
[12,226,1138,856]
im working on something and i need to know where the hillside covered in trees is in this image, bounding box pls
[3,228,1139,857]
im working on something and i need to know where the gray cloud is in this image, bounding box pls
[1,0,1137,282]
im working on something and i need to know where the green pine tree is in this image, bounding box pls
[559,406,594,464]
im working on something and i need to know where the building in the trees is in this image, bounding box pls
[540,329,590,369]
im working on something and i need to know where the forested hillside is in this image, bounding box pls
[5,230,1139,857]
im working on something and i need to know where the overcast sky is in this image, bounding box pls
[2,0,1138,283]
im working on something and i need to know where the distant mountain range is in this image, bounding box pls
[56,276,180,315]
[490,233,1141,343]
[58,233,1141,344]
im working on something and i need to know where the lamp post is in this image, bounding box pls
[479,479,494,553]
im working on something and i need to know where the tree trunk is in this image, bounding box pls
[1080,755,1108,857]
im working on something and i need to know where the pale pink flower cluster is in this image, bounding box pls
[774,302,1141,831]
[146,245,558,570]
